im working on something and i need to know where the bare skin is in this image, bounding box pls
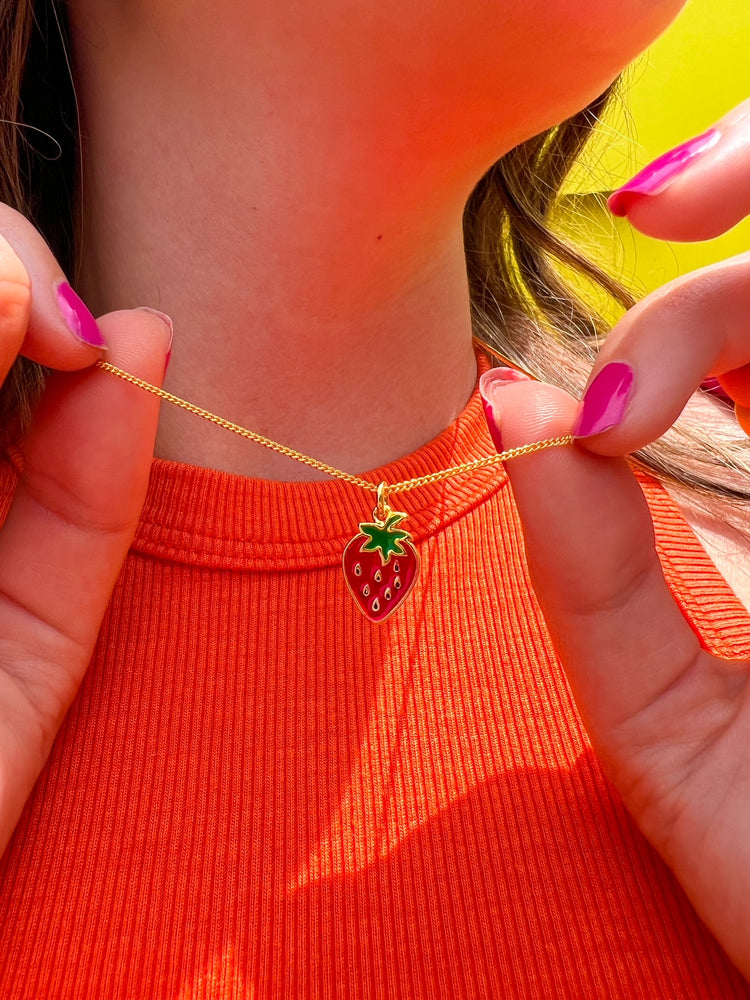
[67,0,686,480]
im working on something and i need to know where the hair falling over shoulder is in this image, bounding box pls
[0,0,76,446]
[2,0,750,529]
[463,104,750,531]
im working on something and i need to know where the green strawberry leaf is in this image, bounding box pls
[359,513,411,564]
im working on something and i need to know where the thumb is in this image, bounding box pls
[478,367,704,753]
[0,305,172,725]
[479,370,750,981]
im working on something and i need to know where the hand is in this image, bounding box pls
[0,206,171,856]
[481,99,750,979]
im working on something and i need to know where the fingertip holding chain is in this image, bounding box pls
[94,359,574,495]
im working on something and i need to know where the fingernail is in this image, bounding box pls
[573,362,634,439]
[608,128,720,217]
[479,366,532,452]
[136,307,173,373]
[56,281,108,349]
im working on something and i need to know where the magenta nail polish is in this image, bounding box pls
[608,128,720,217]
[479,366,532,452]
[56,282,108,349]
[573,362,634,439]
[481,397,504,452]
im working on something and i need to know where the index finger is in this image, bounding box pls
[0,205,108,369]
[571,252,750,457]
[608,97,750,241]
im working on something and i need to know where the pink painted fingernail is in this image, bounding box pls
[608,128,720,217]
[136,307,174,373]
[56,282,108,349]
[573,363,634,439]
[479,366,532,452]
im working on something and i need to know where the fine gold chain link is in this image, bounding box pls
[94,357,573,499]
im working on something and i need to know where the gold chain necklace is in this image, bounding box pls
[94,336,572,622]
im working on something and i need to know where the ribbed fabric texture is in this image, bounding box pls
[1,349,750,999]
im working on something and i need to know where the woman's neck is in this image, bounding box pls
[70,4,486,480]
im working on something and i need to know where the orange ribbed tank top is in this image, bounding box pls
[1,350,749,999]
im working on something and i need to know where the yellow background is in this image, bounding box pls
[562,0,750,297]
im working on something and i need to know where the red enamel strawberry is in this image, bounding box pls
[342,509,420,623]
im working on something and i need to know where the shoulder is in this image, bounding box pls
[629,467,750,659]
[672,497,750,615]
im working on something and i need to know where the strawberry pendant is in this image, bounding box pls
[342,484,420,623]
